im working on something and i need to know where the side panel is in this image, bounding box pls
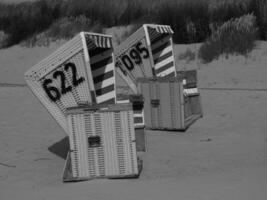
[171,81,183,129]
[178,70,203,127]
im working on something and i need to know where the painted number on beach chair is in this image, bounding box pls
[42,62,85,102]
[120,42,149,71]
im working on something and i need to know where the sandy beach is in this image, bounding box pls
[0,41,267,200]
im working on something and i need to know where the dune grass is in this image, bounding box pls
[198,14,258,63]
[0,0,266,47]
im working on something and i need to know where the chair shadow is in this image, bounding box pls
[48,136,69,160]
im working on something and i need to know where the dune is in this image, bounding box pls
[0,41,267,200]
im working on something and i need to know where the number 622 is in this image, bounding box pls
[42,62,85,102]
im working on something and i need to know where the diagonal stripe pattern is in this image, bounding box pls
[148,26,176,77]
[85,33,112,49]
[89,47,116,105]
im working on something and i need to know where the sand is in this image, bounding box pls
[0,40,267,200]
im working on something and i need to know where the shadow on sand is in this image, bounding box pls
[48,136,69,159]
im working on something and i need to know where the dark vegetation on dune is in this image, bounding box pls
[0,0,266,48]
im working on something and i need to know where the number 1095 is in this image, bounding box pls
[120,41,149,71]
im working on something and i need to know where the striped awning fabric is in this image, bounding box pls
[147,24,174,51]
[84,33,112,49]
[155,25,173,34]
[147,24,174,35]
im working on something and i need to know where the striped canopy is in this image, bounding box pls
[147,24,174,36]
[84,33,113,49]
[146,24,176,78]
